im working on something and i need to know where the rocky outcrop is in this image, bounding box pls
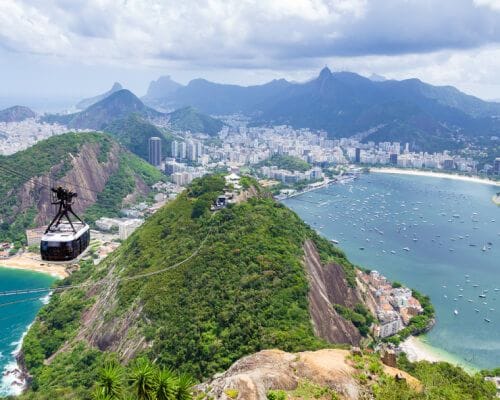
[303,240,362,345]
[196,349,421,400]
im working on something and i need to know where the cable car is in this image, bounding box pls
[41,187,90,262]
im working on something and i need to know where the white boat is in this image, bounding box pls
[454,309,459,315]
[330,239,339,244]
[403,247,410,251]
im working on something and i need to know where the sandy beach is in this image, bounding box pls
[400,336,446,363]
[371,167,500,187]
[400,336,477,372]
[0,253,68,279]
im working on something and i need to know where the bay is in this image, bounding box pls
[0,267,55,396]
[284,172,500,369]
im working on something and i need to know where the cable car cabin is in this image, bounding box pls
[41,222,90,262]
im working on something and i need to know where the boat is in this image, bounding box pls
[390,250,396,254]
[485,318,491,323]
[482,245,487,252]
[403,247,410,251]
[330,239,339,244]
[454,309,459,315]
[479,294,487,298]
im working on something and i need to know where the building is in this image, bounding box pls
[355,147,361,163]
[148,136,162,166]
[443,159,454,170]
[171,141,179,158]
[118,219,144,240]
[378,312,403,338]
[25,227,47,247]
[494,157,500,175]
[389,153,398,165]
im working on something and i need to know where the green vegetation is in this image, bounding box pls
[84,152,165,224]
[257,155,311,172]
[0,132,113,243]
[334,303,375,337]
[104,114,174,161]
[268,380,340,399]
[168,107,223,136]
[22,175,363,398]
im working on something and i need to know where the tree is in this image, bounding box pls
[128,358,157,400]
[95,362,124,399]
[154,368,178,400]
[175,374,195,400]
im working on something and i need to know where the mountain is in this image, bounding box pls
[76,82,123,110]
[142,75,182,106]
[147,77,292,115]
[17,175,497,399]
[19,175,365,396]
[0,105,36,122]
[43,89,163,130]
[104,113,174,160]
[0,132,164,243]
[152,67,500,151]
[167,106,224,136]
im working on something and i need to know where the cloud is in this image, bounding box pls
[3,0,500,67]
[1,0,500,99]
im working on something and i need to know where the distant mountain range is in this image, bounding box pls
[76,82,123,110]
[142,67,500,151]
[0,105,36,122]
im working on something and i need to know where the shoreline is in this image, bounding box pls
[370,167,500,187]
[0,253,68,279]
[400,336,477,373]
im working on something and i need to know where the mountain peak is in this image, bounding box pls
[0,105,36,122]
[319,66,333,79]
[111,82,123,91]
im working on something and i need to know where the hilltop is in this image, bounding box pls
[0,131,164,244]
[0,105,36,122]
[43,90,162,130]
[76,82,124,110]
[43,89,223,139]
[167,106,224,136]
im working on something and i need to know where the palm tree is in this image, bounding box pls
[154,368,178,400]
[174,373,194,400]
[95,362,124,399]
[92,387,114,400]
[128,357,157,400]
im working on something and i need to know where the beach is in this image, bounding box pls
[399,336,477,372]
[0,253,68,279]
[370,167,500,187]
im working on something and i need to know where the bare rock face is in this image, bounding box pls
[303,240,362,345]
[196,349,422,400]
[196,349,361,400]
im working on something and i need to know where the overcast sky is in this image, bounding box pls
[2,0,500,108]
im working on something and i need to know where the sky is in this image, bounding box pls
[1,0,500,110]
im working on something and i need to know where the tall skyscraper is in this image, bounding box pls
[171,141,179,158]
[355,147,361,163]
[148,136,162,166]
[179,142,187,159]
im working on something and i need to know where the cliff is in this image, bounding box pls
[0,132,164,242]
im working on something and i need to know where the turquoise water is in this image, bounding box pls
[0,267,55,396]
[284,173,500,369]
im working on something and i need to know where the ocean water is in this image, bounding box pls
[0,267,55,396]
[283,172,500,370]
